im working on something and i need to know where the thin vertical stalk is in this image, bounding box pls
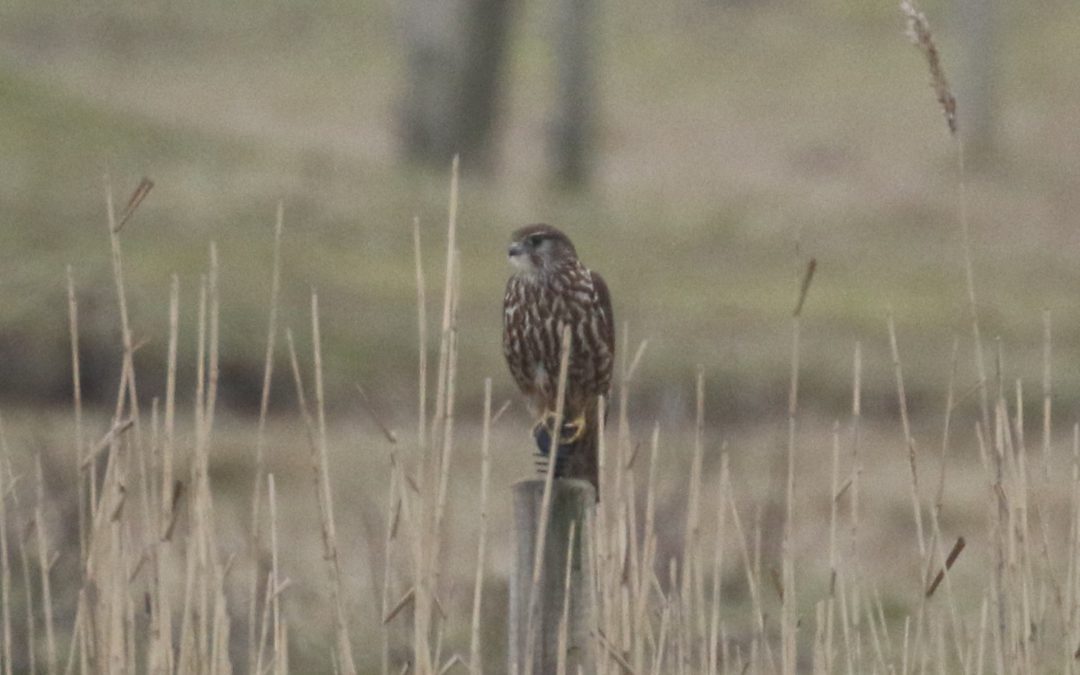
[469,379,493,674]
[246,203,284,674]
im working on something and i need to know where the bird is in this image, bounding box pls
[502,224,615,497]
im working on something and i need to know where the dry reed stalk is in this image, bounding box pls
[430,156,459,457]
[779,257,815,675]
[311,293,358,675]
[151,273,180,675]
[431,249,461,594]
[199,248,228,672]
[66,266,87,564]
[0,416,11,675]
[899,613,912,674]
[706,454,729,675]
[934,339,960,518]
[33,457,57,675]
[811,601,825,674]
[468,379,494,675]
[255,571,278,675]
[901,0,989,440]
[835,567,854,675]
[824,421,841,674]
[522,326,573,675]
[280,332,342,669]
[727,489,770,674]
[248,201,285,675]
[868,588,893,663]
[177,275,209,674]
[680,367,705,663]
[555,521,578,675]
[887,313,927,570]
[381,461,405,675]
[414,216,428,451]
[254,472,286,675]
[205,243,222,429]
[1066,425,1080,670]
[104,179,143,447]
[611,329,646,674]
[10,470,37,675]
[975,596,988,675]
[632,423,661,675]
[587,399,608,675]
[925,509,967,670]
[414,159,460,675]
[1042,311,1052,484]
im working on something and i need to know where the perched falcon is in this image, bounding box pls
[502,224,615,496]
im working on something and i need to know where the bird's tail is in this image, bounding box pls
[532,398,601,501]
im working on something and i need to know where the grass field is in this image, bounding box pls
[1,178,1079,671]
[2,0,1080,413]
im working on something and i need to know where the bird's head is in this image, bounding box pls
[507,224,578,276]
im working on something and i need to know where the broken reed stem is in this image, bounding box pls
[522,326,573,675]
[248,201,284,675]
[468,379,493,675]
[104,178,142,448]
[887,312,927,564]
[926,537,966,599]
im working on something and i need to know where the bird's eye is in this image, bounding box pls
[528,234,544,248]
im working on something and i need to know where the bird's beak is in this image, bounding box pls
[508,242,524,258]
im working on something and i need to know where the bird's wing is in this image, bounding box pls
[590,270,616,396]
[591,271,615,355]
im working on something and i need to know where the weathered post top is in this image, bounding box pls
[509,479,596,675]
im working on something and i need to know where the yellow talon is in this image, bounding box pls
[535,410,587,445]
[562,412,586,444]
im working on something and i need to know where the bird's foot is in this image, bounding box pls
[558,411,587,444]
[532,410,587,460]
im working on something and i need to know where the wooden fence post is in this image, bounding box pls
[509,479,596,674]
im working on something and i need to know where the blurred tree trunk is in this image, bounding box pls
[400,0,514,172]
[548,0,596,189]
[954,0,999,165]
[458,0,515,171]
